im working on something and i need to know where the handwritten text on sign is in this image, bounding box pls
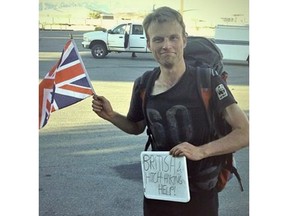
[140,151,190,203]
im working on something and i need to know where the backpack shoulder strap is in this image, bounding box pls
[139,68,159,100]
[139,68,160,151]
[195,66,214,135]
[195,66,244,192]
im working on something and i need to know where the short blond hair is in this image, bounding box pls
[143,6,186,40]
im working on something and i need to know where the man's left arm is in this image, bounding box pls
[170,103,249,160]
[200,103,249,158]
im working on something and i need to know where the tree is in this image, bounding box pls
[89,12,101,19]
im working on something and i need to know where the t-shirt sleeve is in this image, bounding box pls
[127,77,145,122]
[211,73,237,114]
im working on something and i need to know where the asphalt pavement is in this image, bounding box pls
[39,124,249,216]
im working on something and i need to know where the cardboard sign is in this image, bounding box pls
[140,151,190,203]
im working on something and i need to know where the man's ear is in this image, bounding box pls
[147,39,151,51]
[183,36,187,49]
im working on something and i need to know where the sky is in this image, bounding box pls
[107,0,249,25]
[39,0,249,27]
[39,0,249,36]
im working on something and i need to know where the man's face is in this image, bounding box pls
[146,21,187,69]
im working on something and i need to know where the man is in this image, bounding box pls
[221,71,228,83]
[92,6,249,216]
[131,52,137,58]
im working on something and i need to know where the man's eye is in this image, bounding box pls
[170,36,179,41]
[153,38,163,43]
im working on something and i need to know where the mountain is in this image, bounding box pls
[39,0,112,13]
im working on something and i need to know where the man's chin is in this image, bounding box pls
[162,61,174,69]
[155,55,176,68]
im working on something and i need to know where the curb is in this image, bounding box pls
[223,59,249,66]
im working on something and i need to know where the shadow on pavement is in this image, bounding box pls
[113,162,142,182]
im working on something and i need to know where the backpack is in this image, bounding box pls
[138,36,243,192]
[184,36,224,75]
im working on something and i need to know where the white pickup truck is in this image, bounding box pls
[81,23,150,58]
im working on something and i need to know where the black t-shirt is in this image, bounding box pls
[127,65,237,184]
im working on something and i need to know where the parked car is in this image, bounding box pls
[82,23,151,58]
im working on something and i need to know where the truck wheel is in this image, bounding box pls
[91,44,107,58]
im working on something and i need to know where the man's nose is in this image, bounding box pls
[162,38,172,49]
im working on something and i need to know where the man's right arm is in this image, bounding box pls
[92,94,146,135]
[109,112,146,135]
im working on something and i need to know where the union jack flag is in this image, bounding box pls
[39,39,94,129]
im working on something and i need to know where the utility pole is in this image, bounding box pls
[180,0,184,15]
[41,0,45,10]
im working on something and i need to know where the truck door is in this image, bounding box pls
[107,24,128,51]
[128,24,147,52]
